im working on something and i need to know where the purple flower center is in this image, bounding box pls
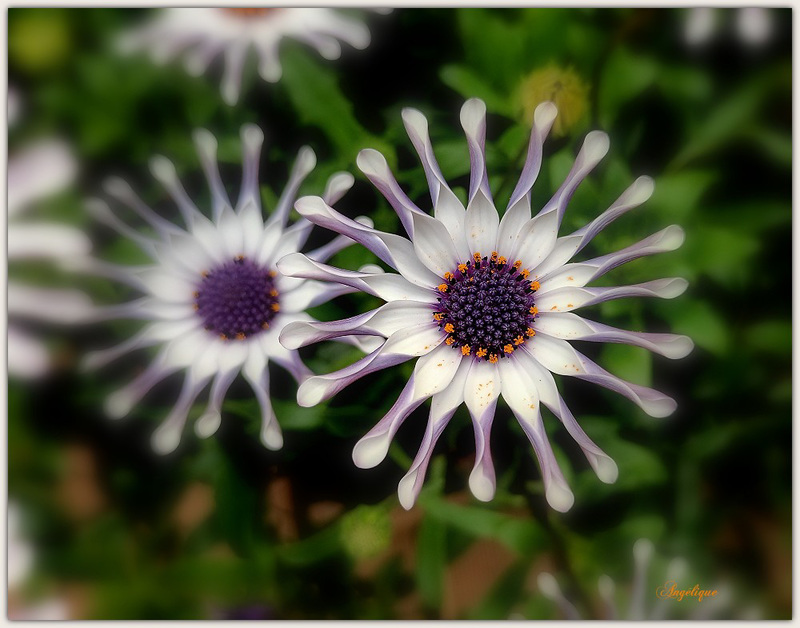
[433,252,539,363]
[194,256,279,340]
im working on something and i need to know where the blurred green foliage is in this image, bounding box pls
[8,7,790,620]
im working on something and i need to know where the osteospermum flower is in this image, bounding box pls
[8,139,93,379]
[85,124,371,454]
[537,539,761,620]
[278,98,692,511]
[118,8,380,105]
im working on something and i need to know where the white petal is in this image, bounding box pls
[7,326,50,379]
[322,172,355,205]
[162,329,210,369]
[498,357,574,512]
[396,358,470,509]
[8,224,91,260]
[151,373,211,455]
[411,342,463,401]
[525,334,677,418]
[535,278,689,313]
[237,123,264,209]
[508,210,558,271]
[495,198,531,257]
[507,101,557,210]
[459,98,492,203]
[381,323,445,358]
[540,225,685,291]
[463,360,500,502]
[238,199,266,257]
[8,284,94,323]
[463,189,500,257]
[514,349,618,484]
[8,140,77,216]
[532,312,694,359]
[401,107,451,207]
[356,148,424,237]
[352,376,425,469]
[136,268,194,304]
[216,206,245,256]
[411,212,461,276]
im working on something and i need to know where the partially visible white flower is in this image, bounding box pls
[7,502,71,620]
[8,139,93,379]
[685,7,773,48]
[8,503,34,589]
[118,8,380,105]
[8,86,21,126]
[84,124,374,454]
[538,539,763,620]
[279,98,692,512]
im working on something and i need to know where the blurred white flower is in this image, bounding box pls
[118,8,380,105]
[279,98,691,511]
[684,7,773,48]
[7,502,71,620]
[7,139,93,379]
[84,124,374,454]
[538,539,762,620]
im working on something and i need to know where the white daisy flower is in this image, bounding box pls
[84,124,373,454]
[538,539,761,620]
[278,98,692,511]
[118,8,379,105]
[8,139,93,379]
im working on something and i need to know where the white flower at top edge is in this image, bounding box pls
[117,8,381,106]
[8,138,93,379]
[83,124,377,454]
[278,98,693,512]
[684,7,773,48]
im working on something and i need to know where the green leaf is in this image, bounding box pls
[421,499,545,555]
[667,78,766,171]
[415,515,447,608]
[277,525,342,567]
[439,65,512,116]
[456,9,526,92]
[743,320,791,357]
[666,298,729,355]
[280,46,391,164]
[599,47,658,128]
[649,169,718,221]
[210,444,259,554]
[684,225,760,289]
[600,344,653,387]
[271,400,327,431]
